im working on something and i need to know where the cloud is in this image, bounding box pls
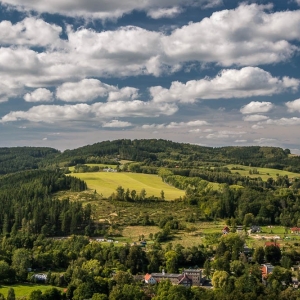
[235,140,247,143]
[0,0,221,19]
[240,101,274,114]
[262,117,300,126]
[286,99,300,112]
[147,6,183,19]
[24,88,53,102]
[243,114,268,122]
[0,101,178,123]
[142,120,209,129]
[253,138,277,145]
[0,17,62,47]
[56,79,116,102]
[1,3,300,100]
[150,67,298,103]
[206,133,229,139]
[0,79,23,102]
[251,124,264,130]
[107,87,139,102]
[166,120,209,128]
[162,3,300,67]
[206,130,246,140]
[102,120,132,128]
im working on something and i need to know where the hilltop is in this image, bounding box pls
[1,139,299,175]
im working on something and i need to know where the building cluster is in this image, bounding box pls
[144,268,204,287]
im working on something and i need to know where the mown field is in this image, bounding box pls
[0,284,64,298]
[226,164,300,181]
[71,172,185,200]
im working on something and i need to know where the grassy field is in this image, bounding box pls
[0,284,64,298]
[227,164,300,181]
[71,172,185,200]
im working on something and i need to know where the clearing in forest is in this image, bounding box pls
[71,172,185,200]
[226,164,300,181]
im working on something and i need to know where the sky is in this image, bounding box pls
[0,0,300,153]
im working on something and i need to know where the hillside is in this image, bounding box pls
[1,139,299,175]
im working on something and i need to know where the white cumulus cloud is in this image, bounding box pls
[142,120,209,129]
[240,101,274,114]
[102,120,132,128]
[262,117,300,126]
[0,101,178,123]
[243,115,268,122]
[150,67,298,103]
[286,99,300,113]
[56,79,116,102]
[162,3,300,66]
[0,0,221,19]
[24,88,53,102]
[0,17,62,47]
[147,6,183,19]
[107,87,139,102]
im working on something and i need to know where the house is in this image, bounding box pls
[146,269,202,286]
[290,227,300,234]
[236,226,243,232]
[291,265,300,272]
[261,263,274,284]
[32,273,47,282]
[292,277,299,288]
[144,273,157,284]
[265,241,280,248]
[151,270,180,285]
[183,268,203,286]
[243,245,252,255]
[178,273,192,287]
[251,225,261,233]
[222,226,230,235]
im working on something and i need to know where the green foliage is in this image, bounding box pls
[0,147,59,175]
[7,288,16,300]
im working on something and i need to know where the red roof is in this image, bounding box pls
[291,227,300,231]
[265,242,280,247]
[144,273,152,281]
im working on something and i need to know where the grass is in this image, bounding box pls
[122,226,161,242]
[0,283,64,298]
[227,164,300,181]
[71,172,185,200]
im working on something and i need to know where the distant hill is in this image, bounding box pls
[0,139,299,175]
[0,147,59,175]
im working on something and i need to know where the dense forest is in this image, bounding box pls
[0,170,89,236]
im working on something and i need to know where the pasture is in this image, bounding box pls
[71,172,185,200]
[0,284,63,298]
[227,164,300,181]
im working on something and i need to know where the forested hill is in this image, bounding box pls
[0,147,59,174]
[1,139,300,175]
[57,139,300,172]
[0,170,89,236]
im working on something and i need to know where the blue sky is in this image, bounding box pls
[0,0,300,152]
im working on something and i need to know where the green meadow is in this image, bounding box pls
[0,284,64,298]
[71,172,185,200]
[226,164,300,181]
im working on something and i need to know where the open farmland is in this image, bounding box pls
[71,172,185,200]
[226,164,300,181]
[0,284,64,298]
